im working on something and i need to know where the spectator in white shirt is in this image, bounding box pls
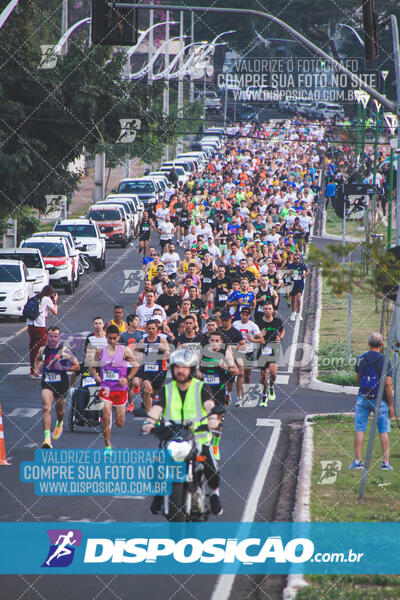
[27,285,58,378]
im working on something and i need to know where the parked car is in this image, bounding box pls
[0,248,49,294]
[104,196,140,230]
[21,236,76,294]
[54,218,106,271]
[158,165,189,185]
[117,178,158,210]
[94,201,133,240]
[0,259,35,318]
[87,205,128,247]
[29,232,80,287]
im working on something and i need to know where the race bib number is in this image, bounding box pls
[82,376,97,388]
[262,346,273,356]
[44,372,61,383]
[104,369,119,382]
[293,272,302,281]
[203,277,212,284]
[144,363,159,372]
[204,374,220,385]
[218,294,228,301]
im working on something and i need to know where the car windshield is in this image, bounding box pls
[0,264,22,282]
[55,224,97,238]
[0,253,42,268]
[23,242,66,257]
[118,181,155,194]
[88,209,121,221]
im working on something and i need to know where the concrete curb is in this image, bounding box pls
[321,207,360,243]
[301,266,357,396]
[282,415,313,600]
[282,411,356,599]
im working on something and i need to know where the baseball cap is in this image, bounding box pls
[241,306,251,314]
[220,311,232,320]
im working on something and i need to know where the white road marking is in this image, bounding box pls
[8,366,30,375]
[7,408,40,418]
[210,418,281,600]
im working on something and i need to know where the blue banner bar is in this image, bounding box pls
[0,522,397,574]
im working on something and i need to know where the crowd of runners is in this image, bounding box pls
[32,119,324,465]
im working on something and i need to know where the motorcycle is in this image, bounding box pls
[150,407,224,522]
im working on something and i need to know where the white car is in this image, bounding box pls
[0,248,49,294]
[159,165,189,185]
[21,236,76,294]
[107,193,144,220]
[0,259,35,319]
[54,218,106,271]
[29,231,81,286]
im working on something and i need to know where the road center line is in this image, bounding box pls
[210,418,281,600]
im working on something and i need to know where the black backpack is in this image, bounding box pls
[359,354,383,400]
[22,295,40,321]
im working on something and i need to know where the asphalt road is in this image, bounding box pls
[0,225,356,599]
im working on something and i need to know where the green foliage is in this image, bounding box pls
[309,240,400,299]
[0,0,176,222]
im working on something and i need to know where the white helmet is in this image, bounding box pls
[170,348,198,380]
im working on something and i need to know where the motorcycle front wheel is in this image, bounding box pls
[167,482,189,522]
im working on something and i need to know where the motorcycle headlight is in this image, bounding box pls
[13,288,26,301]
[55,263,68,270]
[113,226,122,231]
[167,440,193,462]
[87,244,97,250]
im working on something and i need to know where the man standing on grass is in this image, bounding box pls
[349,332,394,471]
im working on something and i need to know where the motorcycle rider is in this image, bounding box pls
[142,348,223,516]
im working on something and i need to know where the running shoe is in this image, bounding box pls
[104,446,112,455]
[235,396,243,407]
[348,460,363,470]
[268,387,276,401]
[381,462,394,471]
[126,404,134,413]
[42,438,53,449]
[290,312,296,322]
[259,395,268,407]
[52,422,63,441]
[297,313,303,321]
[209,494,223,516]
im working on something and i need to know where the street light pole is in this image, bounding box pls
[189,11,195,104]
[61,0,68,55]
[163,11,170,161]
[372,98,381,228]
[148,9,154,84]
[177,11,184,153]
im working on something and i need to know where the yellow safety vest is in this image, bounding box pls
[164,378,211,445]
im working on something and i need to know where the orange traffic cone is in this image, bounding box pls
[0,403,10,465]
